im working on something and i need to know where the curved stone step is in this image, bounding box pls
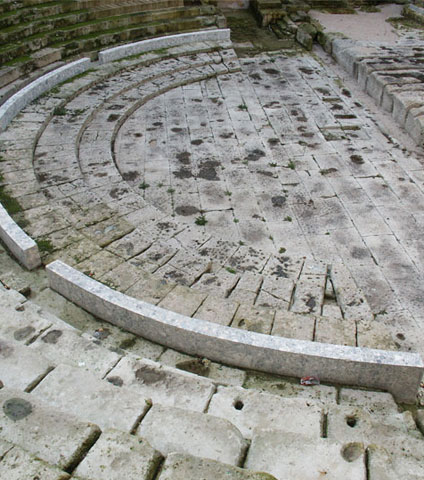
[46,259,424,404]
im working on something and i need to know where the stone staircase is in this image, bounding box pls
[0,282,423,479]
[0,0,225,100]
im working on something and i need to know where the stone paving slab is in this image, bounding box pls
[158,284,207,317]
[208,385,322,439]
[245,430,366,480]
[0,292,52,345]
[158,348,246,386]
[32,363,150,432]
[0,336,52,391]
[137,404,247,466]
[0,388,100,470]
[29,326,122,376]
[158,453,277,480]
[105,356,215,412]
[0,443,70,480]
[73,429,161,480]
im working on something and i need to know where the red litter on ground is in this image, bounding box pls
[300,376,320,386]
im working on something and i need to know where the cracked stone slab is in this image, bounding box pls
[81,217,135,247]
[32,363,150,432]
[208,386,322,439]
[105,356,215,412]
[137,404,247,466]
[0,388,100,470]
[158,453,277,480]
[194,294,239,326]
[158,285,207,317]
[73,429,162,480]
[290,274,326,315]
[0,337,53,391]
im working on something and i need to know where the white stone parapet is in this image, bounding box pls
[0,58,91,132]
[46,260,424,404]
[0,203,41,270]
[98,29,231,64]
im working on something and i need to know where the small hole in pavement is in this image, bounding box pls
[234,400,244,410]
[346,416,357,428]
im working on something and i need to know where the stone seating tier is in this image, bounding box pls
[0,0,225,98]
[0,283,423,479]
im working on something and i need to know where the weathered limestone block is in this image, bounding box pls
[0,388,100,470]
[296,23,316,51]
[74,429,162,480]
[32,364,150,432]
[0,337,52,390]
[158,453,277,480]
[0,441,70,479]
[232,304,274,334]
[137,404,247,466]
[158,285,207,317]
[271,310,315,341]
[246,430,366,479]
[105,356,215,412]
[29,326,121,376]
[208,386,322,439]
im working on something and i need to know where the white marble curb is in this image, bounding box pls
[46,260,424,404]
[0,203,40,269]
[98,29,231,63]
[0,58,91,132]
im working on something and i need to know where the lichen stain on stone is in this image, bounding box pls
[341,442,364,463]
[3,397,33,421]
[0,340,13,357]
[107,376,124,387]
[135,365,166,385]
[14,325,35,341]
[42,330,63,344]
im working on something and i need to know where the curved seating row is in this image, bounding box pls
[0,30,229,269]
[1,282,422,479]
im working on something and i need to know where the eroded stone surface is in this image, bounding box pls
[105,356,215,412]
[158,452,277,480]
[246,430,366,480]
[0,388,100,470]
[74,429,161,480]
[207,385,322,439]
[32,364,150,432]
[137,404,247,466]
